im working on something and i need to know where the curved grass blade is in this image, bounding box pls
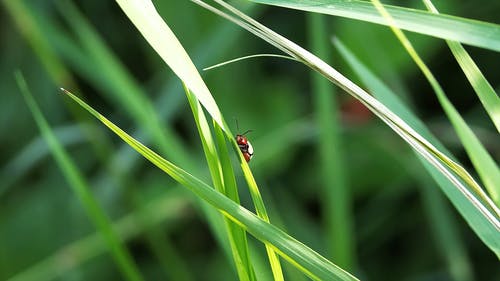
[332,38,500,257]
[203,53,297,71]
[249,0,500,52]
[191,0,500,254]
[369,0,500,207]
[16,72,144,281]
[62,88,359,281]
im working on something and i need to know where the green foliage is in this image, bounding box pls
[2,0,499,280]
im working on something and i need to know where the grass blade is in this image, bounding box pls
[203,53,297,71]
[369,0,500,207]
[15,72,144,281]
[62,88,359,281]
[332,38,500,257]
[114,0,224,129]
[249,0,500,52]
[307,13,354,269]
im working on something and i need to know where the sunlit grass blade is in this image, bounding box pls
[307,13,354,269]
[15,72,144,281]
[62,88,359,281]
[370,0,500,207]
[115,0,224,129]
[191,0,500,255]
[7,188,189,281]
[249,0,500,52]
[184,85,256,281]
[115,0,284,277]
[332,37,500,257]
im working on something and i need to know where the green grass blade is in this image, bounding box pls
[115,1,284,278]
[203,53,297,71]
[332,38,500,257]
[249,0,500,52]
[115,0,224,130]
[185,86,256,281]
[370,0,500,207]
[15,72,144,281]
[62,88,359,281]
[444,40,500,132]
[307,13,354,269]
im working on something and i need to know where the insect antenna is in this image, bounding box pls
[241,129,253,135]
[234,118,253,135]
[235,117,240,133]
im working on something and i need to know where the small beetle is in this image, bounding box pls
[235,119,253,162]
[236,131,254,162]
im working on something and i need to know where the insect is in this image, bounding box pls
[235,120,254,162]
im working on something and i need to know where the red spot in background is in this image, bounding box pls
[341,97,373,125]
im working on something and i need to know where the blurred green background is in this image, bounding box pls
[1,0,499,280]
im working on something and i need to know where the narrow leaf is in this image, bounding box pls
[62,88,359,281]
[249,0,500,52]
